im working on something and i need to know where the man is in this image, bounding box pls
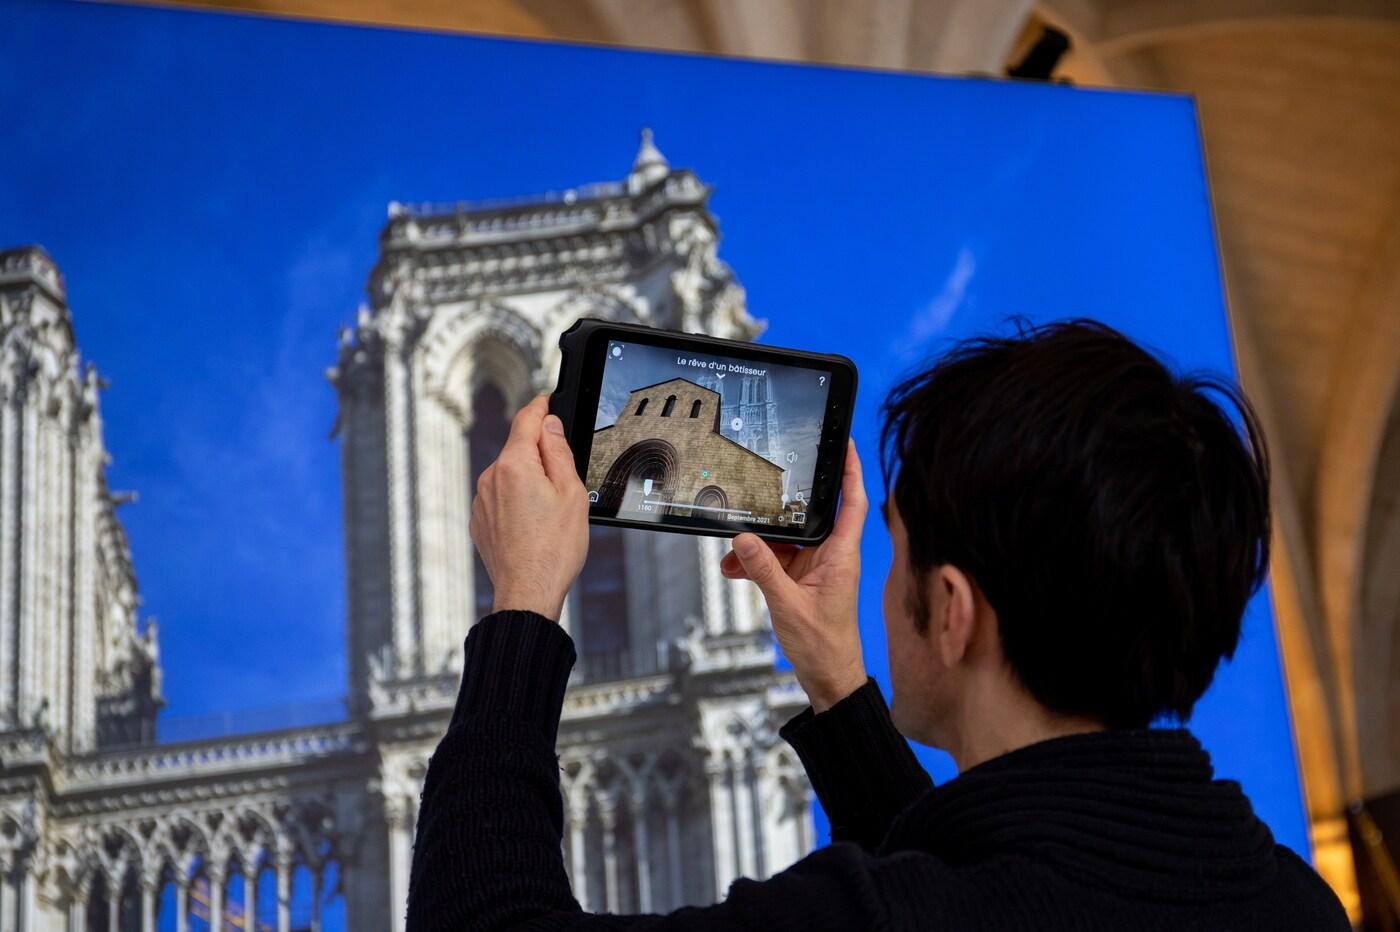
[407,321,1348,931]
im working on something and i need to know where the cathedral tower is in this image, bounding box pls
[327,132,815,923]
[0,135,815,932]
[328,130,765,706]
[0,246,160,756]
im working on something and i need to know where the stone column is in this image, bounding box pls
[730,580,758,634]
[17,861,37,932]
[17,396,39,722]
[275,853,292,932]
[384,327,421,679]
[628,786,652,912]
[54,407,75,746]
[208,863,225,932]
[706,755,738,899]
[243,864,258,932]
[70,439,99,751]
[17,872,32,932]
[65,875,89,932]
[598,798,619,912]
[107,874,120,932]
[459,424,481,638]
[566,798,590,911]
[0,394,20,721]
[747,755,767,879]
[796,777,815,857]
[418,383,474,666]
[697,537,728,635]
[175,874,190,932]
[732,750,758,880]
[386,797,411,932]
[0,863,12,932]
[140,869,159,932]
[661,787,684,910]
[35,418,55,740]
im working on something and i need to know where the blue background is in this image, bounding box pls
[1,0,1308,920]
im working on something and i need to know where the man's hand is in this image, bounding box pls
[721,439,868,712]
[470,395,589,621]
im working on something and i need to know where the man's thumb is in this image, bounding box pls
[732,534,797,606]
[539,415,578,486]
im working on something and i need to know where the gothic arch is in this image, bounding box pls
[722,708,766,748]
[541,287,650,383]
[44,838,80,903]
[209,825,245,884]
[420,301,543,428]
[143,841,177,880]
[1315,214,1400,800]
[92,824,144,884]
[1359,384,1400,795]
[282,803,337,872]
[766,746,798,772]
[232,807,278,870]
[587,753,628,798]
[561,756,597,802]
[546,286,648,331]
[149,811,211,877]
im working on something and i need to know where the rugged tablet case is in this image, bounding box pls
[548,317,857,544]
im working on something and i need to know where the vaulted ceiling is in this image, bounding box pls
[1041,7,1400,917]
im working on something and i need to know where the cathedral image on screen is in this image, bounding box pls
[695,371,779,460]
[587,377,787,521]
[0,131,814,931]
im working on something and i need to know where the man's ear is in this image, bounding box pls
[932,565,978,667]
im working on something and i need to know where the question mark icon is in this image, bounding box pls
[819,375,827,387]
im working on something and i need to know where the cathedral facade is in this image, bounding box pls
[586,378,786,519]
[0,132,815,931]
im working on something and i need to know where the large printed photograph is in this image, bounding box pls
[587,340,830,528]
[0,1,1310,929]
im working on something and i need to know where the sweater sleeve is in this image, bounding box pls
[406,611,891,932]
[778,679,933,851]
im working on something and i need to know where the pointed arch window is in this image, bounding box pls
[635,397,649,416]
[689,399,702,418]
[661,395,677,417]
[469,383,510,619]
[579,524,629,670]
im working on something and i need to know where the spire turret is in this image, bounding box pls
[628,127,671,193]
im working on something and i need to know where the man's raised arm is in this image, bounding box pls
[405,401,931,929]
[716,444,932,850]
[406,608,905,932]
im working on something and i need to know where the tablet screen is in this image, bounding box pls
[587,339,832,531]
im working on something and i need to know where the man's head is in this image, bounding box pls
[877,320,1271,748]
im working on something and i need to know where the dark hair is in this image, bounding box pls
[879,319,1271,729]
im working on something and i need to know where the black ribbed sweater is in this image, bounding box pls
[407,611,1347,931]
